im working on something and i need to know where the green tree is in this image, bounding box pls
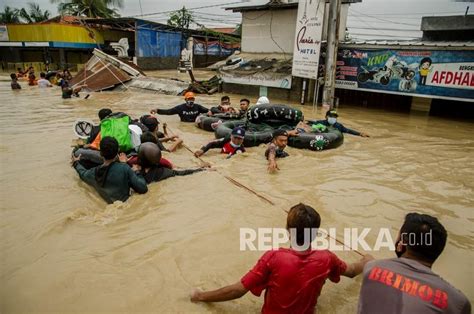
[50,0,124,18]
[0,6,20,23]
[19,3,51,23]
[167,6,194,29]
[235,23,241,36]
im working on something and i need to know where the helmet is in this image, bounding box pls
[256,96,270,105]
[184,91,195,100]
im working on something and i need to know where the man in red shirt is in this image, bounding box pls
[190,203,373,313]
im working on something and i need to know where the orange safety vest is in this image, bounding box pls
[90,132,101,150]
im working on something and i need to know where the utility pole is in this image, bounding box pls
[322,0,342,110]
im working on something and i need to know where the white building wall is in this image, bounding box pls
[241,3,350,54]
[242,9,298,54]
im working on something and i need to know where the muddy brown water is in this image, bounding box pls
[1,72,473,313]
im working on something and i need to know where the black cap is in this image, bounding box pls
[326,110,338,117]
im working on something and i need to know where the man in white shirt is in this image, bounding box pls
[37,72,52,88]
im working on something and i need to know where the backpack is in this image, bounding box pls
[100,112,133,152]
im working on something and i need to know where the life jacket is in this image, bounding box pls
[221,141,245,156]
[89,132,101,150]
[100,112,133,152]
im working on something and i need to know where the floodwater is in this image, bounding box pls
[1,72,473,313]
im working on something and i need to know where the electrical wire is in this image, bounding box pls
[350,9,420,27]
[348,26,421,32]
[126,1,244,18]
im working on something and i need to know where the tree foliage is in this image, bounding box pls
[0,6,21,23]
[50,0,124,18]
[19,3,51,23]
[167,6,194,29]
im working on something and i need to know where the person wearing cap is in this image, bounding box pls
[266,129,289,173]
[194,127,246,158]
[151,91,210,122]
[310,110,369,137]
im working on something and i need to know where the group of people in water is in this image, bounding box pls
[10,66,84,99]
[67,92,470,313]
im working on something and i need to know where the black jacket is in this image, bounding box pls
[156,103,209,122]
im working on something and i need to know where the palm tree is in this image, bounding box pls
[0,6,21,23]
[19,3,51,23]
[50,0,124,18]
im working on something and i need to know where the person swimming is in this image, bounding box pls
[137,142,208,183]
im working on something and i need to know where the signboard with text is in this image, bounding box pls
[335,48,474,102]
[291,0,324,79]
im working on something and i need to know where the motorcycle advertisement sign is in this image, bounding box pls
[291,0,325,79]
[335,49,474,102]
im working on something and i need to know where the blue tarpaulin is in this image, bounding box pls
[137,21,183,58]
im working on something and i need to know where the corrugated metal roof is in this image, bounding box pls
[340,40,474,50]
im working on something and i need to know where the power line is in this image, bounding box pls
[348,26,421,32]
[127,1,244,18]
[350,14,392,38]
[354,11,467,16]
[349,33,420,38]
[350,9,420,27]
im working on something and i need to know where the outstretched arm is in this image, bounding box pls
[266,144,279,173]
[191,282,248,302]
[195,138,226,157]
[343,254,374,278]
[153,106,180,116]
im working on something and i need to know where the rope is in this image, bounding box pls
[154,116,276,206]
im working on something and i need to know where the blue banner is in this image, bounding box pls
[335,48,474,102]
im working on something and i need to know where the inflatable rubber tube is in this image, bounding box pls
[73,148,103,169]
[195,113,242,132]
[287,128,344,151]
[246,104,304,126]
[74,119,94,139]
[214,120,274,147]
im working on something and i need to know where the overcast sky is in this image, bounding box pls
[2,0,472,40]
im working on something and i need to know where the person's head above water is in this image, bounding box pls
[230,126,245,146]
[138,142,162,168]
[220,95,230,106]
[184,91,196,107]
[140,115,159,132]
[256,96,270,105]
[325,110,339,125]
[140,131,158,144]
[272,129,288,150]
[286,203,321,248]
[98,108,112,121]
[395,212,447,267]
[240,98,250,111]
[100,136,119,160]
